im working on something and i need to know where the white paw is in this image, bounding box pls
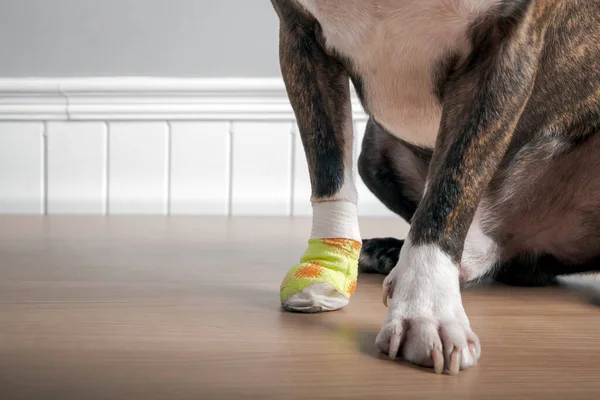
[377,241,481,375]
[376,316,480,375]
[282,282,349,313]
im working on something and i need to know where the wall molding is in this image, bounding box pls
[0,79,67,120]
[0,78,368,121]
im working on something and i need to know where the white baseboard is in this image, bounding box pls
[0,78,392,217]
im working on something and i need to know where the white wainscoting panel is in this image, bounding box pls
[292,124,312,217]
[0,122,44,214]
[231,121,293,216]
[108,122,169,215]
[0,78,398,217]
[170,121,230,215]
[46,122,107,214]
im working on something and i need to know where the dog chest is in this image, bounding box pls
[294,0,499,147]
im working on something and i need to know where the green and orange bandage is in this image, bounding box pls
[280,238,362,304]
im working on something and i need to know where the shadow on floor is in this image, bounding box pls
[558,275,600,307]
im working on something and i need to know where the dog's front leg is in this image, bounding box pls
[377,18,543,374]
[274,7,361,312]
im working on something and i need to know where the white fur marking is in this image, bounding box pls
[377,239,480,372]
[385,241,463,319]
[461,209,500,283]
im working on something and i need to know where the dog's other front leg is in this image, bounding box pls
[377,8,544,374]
[274,4,360,313]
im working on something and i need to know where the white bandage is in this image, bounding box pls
[311,201,361,242]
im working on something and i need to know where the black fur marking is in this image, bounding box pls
[359,238,404,275]
[358,119,431,222]
[494,255,559,287]
[432,52,460,103]
[495,253,600,287]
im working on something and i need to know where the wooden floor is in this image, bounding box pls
[1,217,600,400]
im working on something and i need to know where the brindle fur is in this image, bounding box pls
[271,1,351,200]
[272,0,600,285]
[359,121,600,286]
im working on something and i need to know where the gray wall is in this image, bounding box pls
[0,0,282,77]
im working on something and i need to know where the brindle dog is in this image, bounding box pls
[270,0,600,375]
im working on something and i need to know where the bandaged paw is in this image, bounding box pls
[280,238,361,313]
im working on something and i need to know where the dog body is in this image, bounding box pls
[272,0,600,374]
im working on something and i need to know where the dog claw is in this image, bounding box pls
[432,349,444,374]
[377,318,479,375]
[388,327,403,360]
[449,349,461,376]
[469,343,478,366]
[382,277,395,308]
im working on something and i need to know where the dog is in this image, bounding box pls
[270,0,600,375]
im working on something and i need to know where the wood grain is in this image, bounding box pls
[0,217,599,400]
